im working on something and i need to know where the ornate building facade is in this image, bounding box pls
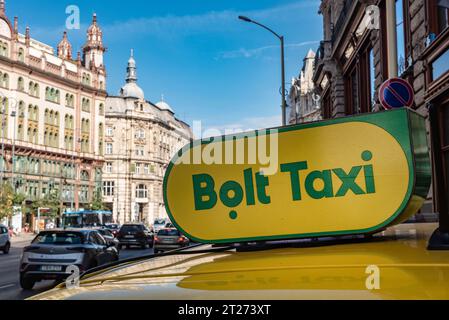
[288,49,321,124]
[313,0,449,215]
[0,1,107,225]
[103,51,192,225]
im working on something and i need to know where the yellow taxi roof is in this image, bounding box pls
[30,223,449,300]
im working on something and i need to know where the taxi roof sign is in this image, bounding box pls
[163,109,431,244]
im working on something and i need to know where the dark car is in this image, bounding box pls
[104,223,120,237]
[19,229,119,290]
[96,228,120,249]
[117,223,154,249]
[153,228,190,253]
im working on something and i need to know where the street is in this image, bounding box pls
[0,236,155,300]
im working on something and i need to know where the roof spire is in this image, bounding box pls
[0,0,5,15]
[161,94,164,102]
[126,49,137,83]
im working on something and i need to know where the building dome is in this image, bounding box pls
[119,49,145,100]
[156,101,173,112]
[120,82,145,100]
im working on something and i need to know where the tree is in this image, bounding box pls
[32,189,61,219]
[0,182,14,222]
[91,187,105,211]
[0,182,27,222]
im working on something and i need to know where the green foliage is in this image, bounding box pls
[32,189,61,219]
[0,183,26,221]
[90,187,105,211]
[0,182,14,221]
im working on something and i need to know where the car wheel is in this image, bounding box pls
[20,275,35,290]
[3,242,10,254]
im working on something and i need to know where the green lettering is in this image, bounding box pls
[281,161,308,201]
[364,165,376,194]
[192,174,217,210]
[243,168,256,205]
[255,172,271,204]
[219,181,244,208]
[305,170,334,199]
[333,166,365,197]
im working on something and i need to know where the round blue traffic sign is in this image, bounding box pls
[379,78,414,110]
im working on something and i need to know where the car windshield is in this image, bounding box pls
[158,229,180,236]
[121,225,143,232]
[33,232,84,245]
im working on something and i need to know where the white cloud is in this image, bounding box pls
[101,1,321,40]
[216,41,320,60]
[201,115,282,138]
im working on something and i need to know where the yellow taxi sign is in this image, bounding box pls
[163,109,431,243]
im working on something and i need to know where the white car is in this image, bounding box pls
[0,224,11,254]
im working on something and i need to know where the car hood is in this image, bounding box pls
[30,223,449,300]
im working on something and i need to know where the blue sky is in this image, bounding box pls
[8,0,323,131]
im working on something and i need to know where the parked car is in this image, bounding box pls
[153,228,189,253]
[20,229,119,290]
[0,224,11,254]
[96,228,120,249]
[117,223,154,249]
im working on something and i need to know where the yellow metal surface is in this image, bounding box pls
[30,223,449,300]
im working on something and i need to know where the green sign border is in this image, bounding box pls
[163,108,431,244]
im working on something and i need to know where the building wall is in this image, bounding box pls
[289,50,322,124]
[313,0,449,214]
[0,6,106,221]
[103,97,192,225]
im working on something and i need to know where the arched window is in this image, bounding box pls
[33,106,38,121]
[34,83,39,97]
[29,82,34,95]
[17,77,24,91]
[55,112,60,126]
[44,109,49,124]
[99,103,104,116]
[18,101,25,118]
[18,48,24,62]
[1,73,9,88]
[81,170,89,181]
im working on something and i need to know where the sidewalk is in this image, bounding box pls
[10,232,35,244]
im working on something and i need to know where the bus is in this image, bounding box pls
[62,210,113,228]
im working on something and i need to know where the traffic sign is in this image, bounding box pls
[379,78,414,110]
[163,109,430,244]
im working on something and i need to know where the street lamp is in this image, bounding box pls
[238,15,287,126]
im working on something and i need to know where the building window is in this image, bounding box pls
[144,164,149,175]
[99,103,104,116]
[0,72,9,89]
[103,181,115,196]
[136,184,148,198]
[135,163,141,174]
[106,127,113,137]
[105,162,113,173]
[18,48,25,62]
[0,41,8,57]
[65,94,75,108]
[17,77,25,91]
[135,146,144,157]
[431,47,449,81]
[81,98,91,113]
[344,42,374,115]
[135,129,145,139]
[428,0,449,35]
[106,143,113,155]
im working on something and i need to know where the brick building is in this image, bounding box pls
[313,0,449,214]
